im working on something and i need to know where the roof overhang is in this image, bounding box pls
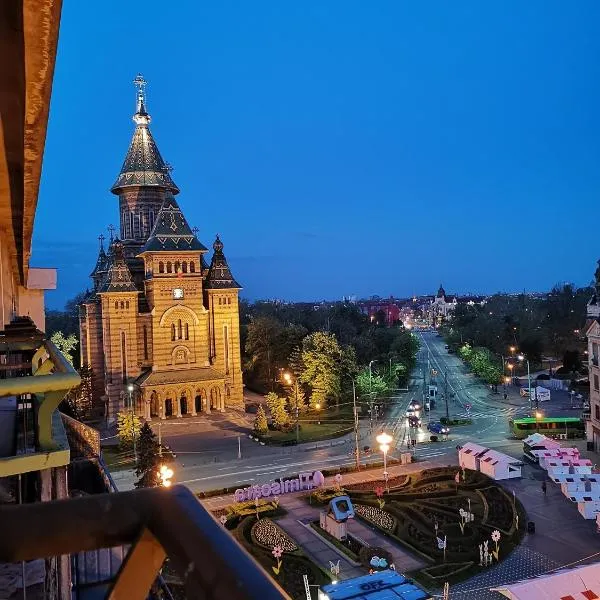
[0,0,62,286]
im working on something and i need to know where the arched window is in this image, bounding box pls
[178,319,183,340]
[182,262,188,273]
[159,261,164,273]
[189,261,195,273]
[175,261,181,274]
[218,298,222,305]
[115,301,118,309]
[185,323,189,340]
[167,261,172,273]
[120,301,124,309]
[171,324,176,341]
[126,300,130,309]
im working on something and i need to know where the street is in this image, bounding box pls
[111,332,535,493]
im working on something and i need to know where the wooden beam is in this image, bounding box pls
[108,528,166,600]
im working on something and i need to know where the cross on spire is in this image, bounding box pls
[98,233,105,249]
[108,224,115,241]
[133,73,147,113]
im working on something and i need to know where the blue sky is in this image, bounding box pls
[35,1,600,309]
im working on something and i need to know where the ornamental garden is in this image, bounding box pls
[206,466,526,598]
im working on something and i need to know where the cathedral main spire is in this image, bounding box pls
[111,74,179,195]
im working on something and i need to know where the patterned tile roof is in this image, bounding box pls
[97,240,138,293]
[110,100,179,194]
[90,242,109,278]
[137,367,225,386]
[141,194,208,253]
[205,235,241,289]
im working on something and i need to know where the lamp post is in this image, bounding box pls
[535,410,543,432]
[283,372,300,445]
[352,379,360,470]
[127,383,137,464]
[518,354,532,411]
[369,360,377,430]
[376,431,393,488]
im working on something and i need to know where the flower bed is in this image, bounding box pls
[354,504,396,532]
[347,467,525,586]
[230,516,330,599]
[252,518,298,552]
[345,475,408,491]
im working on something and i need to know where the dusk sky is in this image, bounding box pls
[35,1,600,309]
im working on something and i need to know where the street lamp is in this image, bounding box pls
[158,464,174,487]
[518,354,533,411]
[535,410,543,432]
[283,372,300,445]
[376,431,393,485]
[369,360,377,430]
[127,383,137,464]
[351,379,360,470]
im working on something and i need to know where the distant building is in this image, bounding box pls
[424,284,486,326]
[585,260,600,450]
[358,296,407,326]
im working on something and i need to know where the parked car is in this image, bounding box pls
[427,421,450,435]
[444,344,449,350]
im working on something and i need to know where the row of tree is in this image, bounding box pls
[441,284,590,369]
[458,344,503,385]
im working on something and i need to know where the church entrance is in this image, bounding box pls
[195,395,202,413]
[165,398,173,417]
[180,395,188,415]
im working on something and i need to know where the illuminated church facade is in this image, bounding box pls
[79,76,243,420]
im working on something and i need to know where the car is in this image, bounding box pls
[427,421,450,435]
[444,344,449,350]
[409,400,421,411]
[407,415,422,428]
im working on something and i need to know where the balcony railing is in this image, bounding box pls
[0,484,289,600]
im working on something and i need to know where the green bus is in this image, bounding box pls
[509,417,585,440]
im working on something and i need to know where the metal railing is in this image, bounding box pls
[0,485,289,600]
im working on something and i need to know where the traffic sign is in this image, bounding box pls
[465,403,472,412]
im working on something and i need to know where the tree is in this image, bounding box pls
[300,332,344,410]
[50,331,78,365]
[65,364,93,419]
[116,410,142,449]
[264,392,289,429]
[135,423,161,488]
[254,405,268,434]
[355,368,389,398]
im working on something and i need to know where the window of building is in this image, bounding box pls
[159,261,164,273]
[171,324,176,341]
[143,325,148,360]
[189,261,195,273]
[178,319,183,340]
[224,324,230,375]
[149,210,155,232]
[218,298,222,305]
[120,301,124,309]
[130,212,135,239]
[121,331,127,384]
[167,261,172,273]
[115,302,118,310]
[185,323,189,340]
[595,374,599,392]
[596,405,600,421]
[182,262,188,273]
[593,342,599,366]
[175,261,181,274]
[126,301,130,309]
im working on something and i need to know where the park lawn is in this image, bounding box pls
[263,422,352,444]
[101,446,135,471]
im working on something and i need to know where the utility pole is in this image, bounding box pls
[294,380,300,445]
[444,370,449,422]
[352,379,360,470]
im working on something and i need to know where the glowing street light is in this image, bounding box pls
[158,464,174,487]
[376,431,393,484]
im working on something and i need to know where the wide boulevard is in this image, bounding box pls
[111,331,530,493]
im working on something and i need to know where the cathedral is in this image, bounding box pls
[79,76,243,421]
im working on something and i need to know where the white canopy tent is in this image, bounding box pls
[491,562,600,599]
[478,449,523,480]
[458,442,488,471]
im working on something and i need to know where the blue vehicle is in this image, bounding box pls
[427,421,450,435]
